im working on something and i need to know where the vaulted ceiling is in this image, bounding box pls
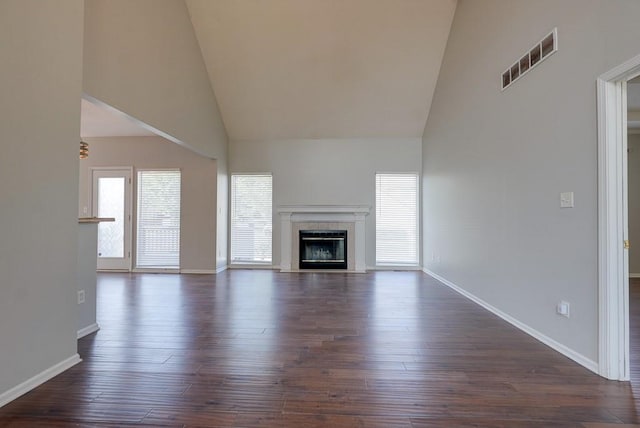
[186,0,457,141]
[81,98,156,138]
[81,0,457,141]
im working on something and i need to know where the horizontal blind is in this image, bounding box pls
[136,170,181,268]
[231,174,272,263]
[376,173,419,265]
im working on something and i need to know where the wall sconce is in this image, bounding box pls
[79,141,89,159]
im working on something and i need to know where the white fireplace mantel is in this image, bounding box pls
[277,205,370,272]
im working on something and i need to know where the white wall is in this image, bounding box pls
[77,223,99,335]
[422,0,640,365]
[229,138,422,268]
[0,0,84,401]
[82,0,230,272]
[83,0,228,160]
[79,137,218,272]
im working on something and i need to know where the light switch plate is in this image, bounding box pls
[557,301,570,318]
[560,192,574,208]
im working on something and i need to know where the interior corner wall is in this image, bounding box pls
[229,138,422,268]
[0,0,83,399]
[629,133,640,275]
[82,0,228,160]
[79,137,217,272]
[422,0,640,364]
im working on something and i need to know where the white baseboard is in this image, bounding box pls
[229,264,278,270]
[423,268,599,375]
[77,323,100,339]
[630,273,640,278]
[215,265,228,274]
[283,269,366,273]
[367,265,422,271]
[132,268,179,274]
[0,354,81,408]
[180,269,216,274]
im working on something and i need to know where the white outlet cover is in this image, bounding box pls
[560,192,574,208]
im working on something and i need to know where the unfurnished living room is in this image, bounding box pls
[3,0,640,426]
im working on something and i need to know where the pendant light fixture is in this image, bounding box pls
[79,141,89,159]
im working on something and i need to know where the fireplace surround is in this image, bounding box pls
[277,205,370,272]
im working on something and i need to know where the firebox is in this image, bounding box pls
[299,230,347,270]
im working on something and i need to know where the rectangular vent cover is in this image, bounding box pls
[502,28,557,90]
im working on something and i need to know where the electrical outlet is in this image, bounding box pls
[556,301,570,318]
[560,192,574,208]
[77,290,85,304]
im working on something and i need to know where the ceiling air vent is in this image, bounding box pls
[502,28,557,90]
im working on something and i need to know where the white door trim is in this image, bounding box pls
[597,53,640,381]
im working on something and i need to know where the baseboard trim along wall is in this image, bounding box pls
[215,265,228,274]
[367,265,422,271]
[180,269,216,274]
[229,264,278,270]
[77,323,100,339]
[0,354,82,408]
[132,268,180,274]
[630,273,640,279]
[423,268,599,375]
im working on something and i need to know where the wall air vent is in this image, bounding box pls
[501,28,557,90]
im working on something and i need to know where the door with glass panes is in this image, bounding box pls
[91,168,132,270]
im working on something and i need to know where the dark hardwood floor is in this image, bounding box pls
[1,271,640,427]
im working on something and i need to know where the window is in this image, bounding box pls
[375,173,419,266]
[231,174,272,264]
[136,170,181,268]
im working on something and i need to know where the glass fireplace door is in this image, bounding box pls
[299,230,347,270]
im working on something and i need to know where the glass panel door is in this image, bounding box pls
[91,168,132,271]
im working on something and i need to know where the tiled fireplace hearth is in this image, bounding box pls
[277,205,370,272]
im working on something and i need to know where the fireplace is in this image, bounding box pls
[277,205,369,272]
[299,230,347,270]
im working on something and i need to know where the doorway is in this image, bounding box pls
[91,167,133,271]
[597,53,640,381]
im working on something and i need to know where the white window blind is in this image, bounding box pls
[376,173,419,266]
[231,174,272,264]
[136,170,181,268]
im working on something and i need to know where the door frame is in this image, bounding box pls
[597,53,640,380]
[90,166,133,271]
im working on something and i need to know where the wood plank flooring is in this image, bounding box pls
[1,271,640,427]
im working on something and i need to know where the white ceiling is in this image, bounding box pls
[186,0,457,141]
[80,98,156,138]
